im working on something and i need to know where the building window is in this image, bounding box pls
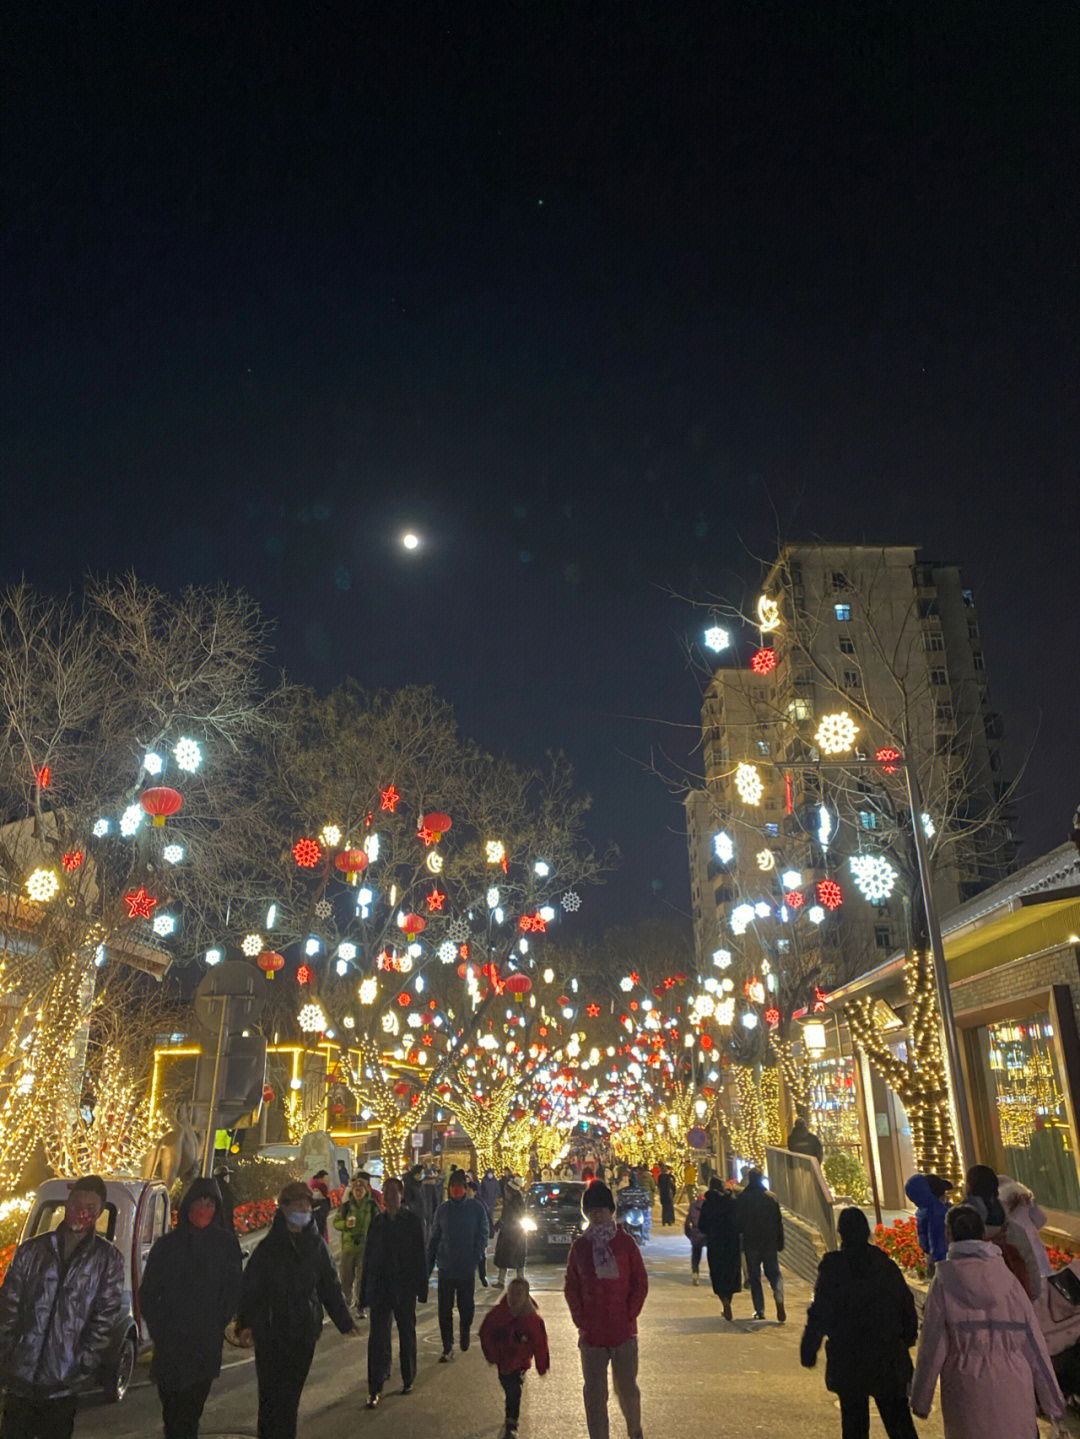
[924,631,945,652]
[874,926,892,950]
[973,651,985,671]
[757,739,771,756]
[936,704,953,723]
[765,822,779,837]
[833,602,851,622]
[859,809,878,830]
[962,588,975,607]
[831,572,850,593]
[839,635,856,654]
[917,598,939,618]
[842,670,861,691]
[777,939,791,954]
[930,669,948,687]
[786,699,812,723]
[968,621,979,642]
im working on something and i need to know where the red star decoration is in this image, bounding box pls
[426,888,445,912]
[380,784,401,812]
[629,970,641,985]
[586,1003,601,1017]
[124,887,158,919]
[663,977,675,989]
[417,826,437,846]
[422,1033,434,1047]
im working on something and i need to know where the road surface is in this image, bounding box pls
[69,1228,1072,1438]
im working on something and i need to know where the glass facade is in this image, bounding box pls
[973,1013,1080,1216]
[809,1054,862,1155]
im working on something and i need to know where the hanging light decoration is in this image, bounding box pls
[757,594,781,632]
[816,879,843,910]
[292,837,323,868]
[257,950,284,979]
[751,647,777,675]
[140,787,183,827]
[734,763,764,806]
[298,1002,328,1034]
[849,853,899,902]
[814,711,859,755]
[713,831,734,863]
[25,868,60,902]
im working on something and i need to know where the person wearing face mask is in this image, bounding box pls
[236,1181,359,1439]
[139,1177,243,1439]
[0,1174,122,1439]
[332,1173,379,1317]
[427,1169,490,1362]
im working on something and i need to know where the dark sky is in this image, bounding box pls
[3,3,1078,927]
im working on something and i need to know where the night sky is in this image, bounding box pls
[3,4,1078,927]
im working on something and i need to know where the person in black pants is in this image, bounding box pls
[237,1181,358,1439]
[140,1176,242,1439]
[359,1176,428,1409]
[801,1207,919,1439]
[427,1169,489,1361]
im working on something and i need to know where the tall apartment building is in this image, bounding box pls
[686,544,1017,996]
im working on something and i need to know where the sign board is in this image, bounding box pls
[411,1133,424,1150]
[687,1126,708,1149]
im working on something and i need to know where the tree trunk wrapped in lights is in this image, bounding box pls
[769,1032,811,1123]
[718,1063,782,1171]
[844,950,962,1186]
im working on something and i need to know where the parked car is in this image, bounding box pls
[523,1181,586,1258]
[19,1176,171,1402]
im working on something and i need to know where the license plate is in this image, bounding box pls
[548,1234,572,1244]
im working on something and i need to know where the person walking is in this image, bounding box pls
[465,1179,491,1286]
[787,1115,824,1162]
[212,1166,238,1231]
[696,1177,740,1320]
[0,1175,122,1439]
[911,1204,1068,1439]
[657,1165,676,1227]
[479,1169,502,1228]
[495,1178,527,1287]
[904,1173,952,1272]
[359,1176,428,1409]
[680,1159,698,1205]
[236,1180,358,1439]
[427,1168,490,1362]
[308,1171,332,1240]
[564,1181,648,1439]
[332,1172,378,1315]
[140,1176,243,1439]
[734,1167,786,1322]
[998,1178,1052,1279]
[480,1277,550,1439]
[683,1190,705,1286]
[965,1164,1041,1297]
[800,1207,919,1439]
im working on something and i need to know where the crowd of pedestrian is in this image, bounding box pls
[1,1144,1076,1439]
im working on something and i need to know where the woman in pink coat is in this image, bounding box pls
[911,1204,1067,1439]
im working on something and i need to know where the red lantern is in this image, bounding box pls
[335,848,369,882]
[258,950,285,980]
[701,1034,715,1050]
[292,838,322,868]
[140,787,183,827]
[332,1102,345,1117]
[399,913,426,938]
[262,1084,276,1104]
[422,812,453,840]
[504,973,532,1000]
[393,1081,411,1096]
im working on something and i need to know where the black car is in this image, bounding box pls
[523,1181,586,1258]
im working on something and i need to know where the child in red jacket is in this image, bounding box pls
[479,1277,549,1437]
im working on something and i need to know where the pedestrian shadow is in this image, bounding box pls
[659,1315,754,1334]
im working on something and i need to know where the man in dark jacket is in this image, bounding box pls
[734,1167,786,1322]
[140,1176,243,1438]
[698,1177,741,1319]
[359,1176,428,1408]
[801,1206,919,1439]
[427,1169,489,1361]
[0,1174,123,1439]
[237,1181,358,1439]
[787,1115,824,1163]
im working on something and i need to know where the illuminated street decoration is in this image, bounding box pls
[817,879,843,911]
[704,625,730,652]
[757,594,781,632]
[875,747,901,774]
[751,647,777,675]
[814,711,859,755]
[292,837,322,868]
[756,848,775,872]
[25,868,60,902]
[734,763,763,806]
[713,831,734,863]
[173,737,202,772]
[730,903,755,935]
[298,1002,328,1034]
[849,853,899,903]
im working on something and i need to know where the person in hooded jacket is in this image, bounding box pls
[139,1177,243,1439]
[964,1164,1041,1298]
[696,1177,741,1319]
[479,1169,502,1228]
[494,1179,527,1286]
[911,1204,1067,1439]
[904,1173,952,1270]
[237,1181,358,1439]
[800,1207,919,1439]
[787,1115,824,1162]
[427,1169,489,1361]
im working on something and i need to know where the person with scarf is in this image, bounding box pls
[564,1182,648,1439]
[140,1176,243,1439]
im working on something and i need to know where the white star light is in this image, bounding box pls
[173,737,202,772]
[713,831,734,863]
[734,763,764,806]
[704,625,730,652]
[849,853,899,903]
[814,711,859,756]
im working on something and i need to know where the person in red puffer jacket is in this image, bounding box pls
[479,1277,549,1438]
[564,1181,648,1439]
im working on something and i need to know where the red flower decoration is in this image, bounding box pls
[397,991,412,1007]
[62,850,84,872]
[765,1007,781,1028]
[292,837,322,868]
[751,647,777,675]
[817,878,843,910]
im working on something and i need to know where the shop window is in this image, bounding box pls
[973,1014,1080,1216]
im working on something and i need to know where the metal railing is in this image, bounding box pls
[766,1146,837,1251]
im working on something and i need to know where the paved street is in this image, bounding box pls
[65,1224,1075,1439]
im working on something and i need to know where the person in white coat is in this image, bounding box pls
[911,1204,1067,1439]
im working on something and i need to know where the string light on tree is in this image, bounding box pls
[849,853,899,903]
[814,711,859,755]
[734,763,764,806]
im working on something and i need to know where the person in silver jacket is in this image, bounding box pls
[0,1175,123,1439]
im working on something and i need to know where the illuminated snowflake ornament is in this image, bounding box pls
[808,905,826,925]
[620,976,634,992]
[152,913,177,937]
[337,942,358,961]
[751,647,777,675]
[814,711,859,756]
[298,1002,328,1034]
[816,879,843,911]
[359,978,378,1005]
[438,940,458,963]
[163,844,184,864]
[781,869,801,890]
[921,812,936,839]
[730,902,755,935]
[142,752,164,775]
[241,933,264,957]
[848,853,899,903]
[561,890,582,913]
[713,831,734,863]
[315,899,332,919]
[485,840,506,865]
[734,763,764,806]
[92,819,110,838]
[25,868,60,902]
[704,625,730,652]
[363,833,380,864]
[712,949,732,968]
[448,916,471,943]
[173,737,202,772]
[120,804,144,837]
[319,824,342,848]
[292,838,322,868]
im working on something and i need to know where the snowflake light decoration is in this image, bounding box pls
[730,902,755,935]
[315,898,332,919]
[319,824,342,848]
[875,747,901,774]
[814,711,859,756]
[25,868,60,902]
[359,977,378,1004]
[921,812,936,839]
[713,832,734,865]
[163,844,184,864]
[363,833,380,863]
[62,851,84,872]
[298,1002,328,1034]
[448,916,471,943]
[241,932,264,957]
[848,853,899,903]
[337,942,357,961]
[757,594,781,632]
[142,752,164,775]
[703,625,730,652]
[438,940,457,963]
[92,819,110,837]
[734,763,764,806]
[152,913,177,937]
[751,647,777,675]
[715,998,735,1026]
[712,949,732,968]
[120,804,144,837]
[485,840,506,865]
[620,976,634,992]
[292,838,322,868]
[808,905,825,925]
[173,737,202,772]
[561,890,582,913]
[816,879,843,911]
[785,889,805,908]
[487,886,500,909]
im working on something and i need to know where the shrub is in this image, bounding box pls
[823,1150,870,1204]
[875,1216,929,1280]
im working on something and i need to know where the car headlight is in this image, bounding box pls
[521,1217,538,1232]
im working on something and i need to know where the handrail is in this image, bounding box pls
[766,1146,837,1251]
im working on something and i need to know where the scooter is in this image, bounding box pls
[616,1188,650,1245]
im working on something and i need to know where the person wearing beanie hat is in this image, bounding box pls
[564,1181,647,1439]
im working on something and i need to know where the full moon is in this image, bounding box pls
[402,532,420,550]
